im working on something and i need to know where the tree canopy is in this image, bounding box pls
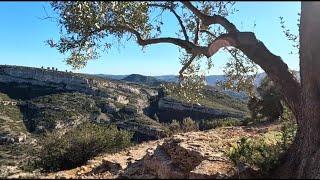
[48,1,259,96]
[48,2,320,178]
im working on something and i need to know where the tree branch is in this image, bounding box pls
[207,32,301,116]
[194,19,200,44]
[179,54,197,79]
[147,3,189,41]
[180,1,239,33]
[98,24,207,56]
[199,29,216,38]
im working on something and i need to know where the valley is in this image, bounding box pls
[0,65,252,178]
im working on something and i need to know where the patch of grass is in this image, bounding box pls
[0,92,27,134]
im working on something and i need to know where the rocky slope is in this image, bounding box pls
[39,125,280,179]
[0,65,247,135]
[0,65,249,178]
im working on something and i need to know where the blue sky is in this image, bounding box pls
[0,2,300,76]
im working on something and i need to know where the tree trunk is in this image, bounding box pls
[276,2,320,178]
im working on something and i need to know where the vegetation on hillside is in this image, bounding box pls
[164,85,248,115]
[31,122,133,172]
[228,102,297,175]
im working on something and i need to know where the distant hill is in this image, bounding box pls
[153,75,179,83]
[94,74,127,80]
[91,71,299,102]
[122,74,163,87]
[96,73,268,87]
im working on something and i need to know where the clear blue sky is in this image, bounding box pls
[0,2,300,76]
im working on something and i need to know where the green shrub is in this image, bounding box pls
[181,117,199,132]
[164,118,198,137]
[228,108,297,175]
[169,119,181,132]
[279,105,297,150]
[35,122,133,172]
[228,135,283,174]
[198,118,242,131]
[247,76,284,124]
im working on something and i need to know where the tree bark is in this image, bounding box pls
[203,2,320,178]
[277,2,320,178]
[207,32,301,118]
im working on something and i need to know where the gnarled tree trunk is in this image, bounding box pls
[270,2,320,179]
[201,1,320,178]
[280,2,320,178]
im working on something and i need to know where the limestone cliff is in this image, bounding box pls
[157,97,245,122]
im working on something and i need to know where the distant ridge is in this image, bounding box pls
[94,73,268,87]
[122,74,163,87]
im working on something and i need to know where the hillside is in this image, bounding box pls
[0,65,249,178]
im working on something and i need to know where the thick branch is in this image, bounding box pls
[207,32,301,116]
[85,21,203,56]
[147,3,189,41]
[107,25,207,56]
[181,1,239,33]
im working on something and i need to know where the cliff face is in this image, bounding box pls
[0,65,163,140]
[157,97,245,122]
[0,65,158,99]
[0,65,92,93]
[0,65,248,141]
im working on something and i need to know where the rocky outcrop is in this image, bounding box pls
[0,65,94,94]
[40,126,274,179]
[0,65,164,140]
[0,65,158,99]
[141,127,261,179]
[116,120,167,142]
[0,132,26,145]
[157,97,245,122]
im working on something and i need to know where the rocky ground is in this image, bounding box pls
[38,124,279,179]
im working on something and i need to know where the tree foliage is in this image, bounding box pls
[48,1,258,103]
[248,76,283,122]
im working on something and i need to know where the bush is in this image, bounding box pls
[228,135,283,174]
[247,76,283,123]
[164,118,199,137]
[198,118,242,131]
[181,117,199,132]
[279,105,297,150]
[35,122,133,172]
[228,108,297,175]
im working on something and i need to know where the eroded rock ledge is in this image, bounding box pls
[157,97,245,122]
[42,126,269,179]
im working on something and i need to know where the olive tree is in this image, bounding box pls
[49,1,320,178]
